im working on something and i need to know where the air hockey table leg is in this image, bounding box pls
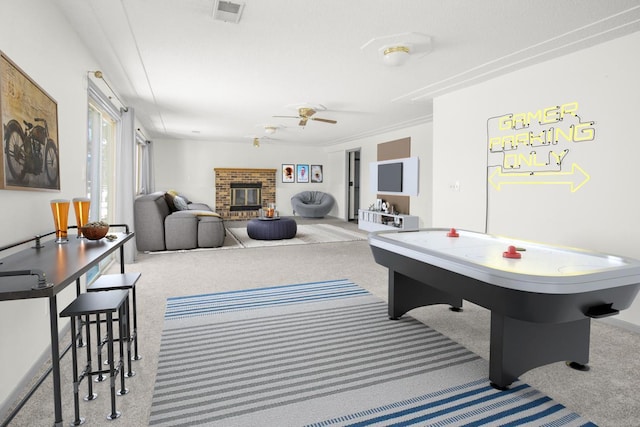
[489,312,591,389]
[388,270,463,319]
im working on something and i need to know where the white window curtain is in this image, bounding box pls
[138,137,154,195]
[87,80,136,263]
[118,107,137,263]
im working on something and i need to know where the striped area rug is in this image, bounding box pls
[227,223,366,248]
[150,279,595,427]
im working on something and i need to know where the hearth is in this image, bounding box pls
[214,168,277,220]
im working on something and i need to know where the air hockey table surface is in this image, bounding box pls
[368,228,640,294]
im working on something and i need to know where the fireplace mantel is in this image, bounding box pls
[214,168,277,220]
[215,168,277,173]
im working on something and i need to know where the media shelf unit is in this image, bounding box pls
[358,209,419,232]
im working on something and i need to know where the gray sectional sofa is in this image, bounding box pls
[134,191,225,251]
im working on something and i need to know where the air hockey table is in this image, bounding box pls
[368,227,640,389]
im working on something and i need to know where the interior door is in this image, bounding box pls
[347,149,360,221]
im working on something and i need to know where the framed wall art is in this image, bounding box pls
[311,164,323,183]
[296,164,309,183]
[282,164,295,183]
[1,51,60,191]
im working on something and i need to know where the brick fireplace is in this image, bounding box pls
[214,168,277,220]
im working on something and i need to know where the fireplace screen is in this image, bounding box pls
[230,182,262,211]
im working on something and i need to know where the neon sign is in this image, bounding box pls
[487,102,595,192]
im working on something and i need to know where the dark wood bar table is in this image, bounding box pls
[0,228,134,427]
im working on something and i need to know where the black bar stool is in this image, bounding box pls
[60,290,130,424]
[87,272,142,378]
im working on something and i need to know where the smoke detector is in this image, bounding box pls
[213,1,245,23]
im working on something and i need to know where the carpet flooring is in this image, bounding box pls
[150,280,595,427]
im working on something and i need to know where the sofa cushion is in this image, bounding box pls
[197,216,225,247]
[164,213,198,250]
[187,202,213,211]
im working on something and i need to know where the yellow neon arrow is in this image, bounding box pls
[488,163,590,192]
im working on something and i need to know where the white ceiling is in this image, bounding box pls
[55,0,640,147]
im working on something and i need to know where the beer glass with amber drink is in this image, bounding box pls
[50,199,70,243]
[72,197,91,237]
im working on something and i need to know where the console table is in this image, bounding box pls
[0,227,134,427]
[358,209,419,232]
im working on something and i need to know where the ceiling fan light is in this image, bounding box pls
[383,45,410,66]
[253,138,260,148]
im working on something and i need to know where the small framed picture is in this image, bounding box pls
[296,164,309,183]
[311,165,323,183]
[282,164,295,183]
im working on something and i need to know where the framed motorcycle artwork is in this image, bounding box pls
[1,51,60,191]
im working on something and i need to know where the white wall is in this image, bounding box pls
[325,122,433,226]
[152,139,331,216]
[433,31,640,326]
[0,0,111,414]
[153,121,434,223]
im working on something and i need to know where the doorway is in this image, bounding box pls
[346,149,360,221]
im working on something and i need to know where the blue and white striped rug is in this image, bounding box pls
[150,279,595,426]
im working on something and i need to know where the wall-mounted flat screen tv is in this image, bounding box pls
[378,162,403,192]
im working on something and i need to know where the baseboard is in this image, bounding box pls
[0,322,71,425]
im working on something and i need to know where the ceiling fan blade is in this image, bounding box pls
[299,118,308,126]
[311,117,337,124]
[273,115,299,119]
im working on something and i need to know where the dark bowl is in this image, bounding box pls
[81,225,109,240]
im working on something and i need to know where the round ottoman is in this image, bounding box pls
[247,217,297,240]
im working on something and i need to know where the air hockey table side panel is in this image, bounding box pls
[372,244,640,323]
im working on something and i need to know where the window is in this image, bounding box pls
[87,102,117,222]
[86,81,121,279]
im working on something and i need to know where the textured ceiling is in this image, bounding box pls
[55,0,640,146]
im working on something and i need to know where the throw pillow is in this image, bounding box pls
[164,192,177,212]
[178,193,191,204]
[173,195,188,211]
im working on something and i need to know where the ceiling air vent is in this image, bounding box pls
[213,0,245,23]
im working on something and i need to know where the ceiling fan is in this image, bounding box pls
[273,107,337,127]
